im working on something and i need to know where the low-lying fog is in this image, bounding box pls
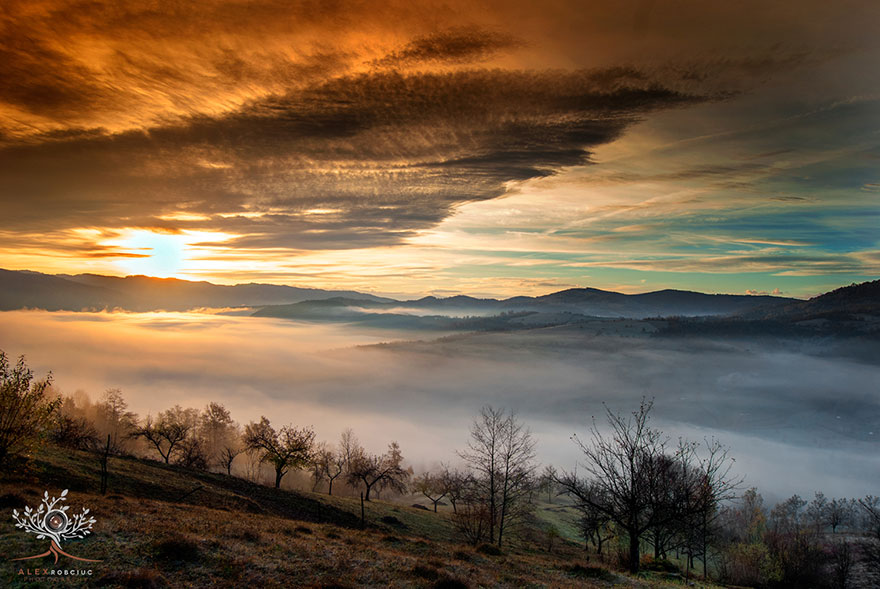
[1,310,877,502]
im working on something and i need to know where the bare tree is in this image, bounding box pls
[560,478,614,556]
[243,416,315,489]
[827,498,855,534]
[458,405,536,547]
[130,406,195,464]
[95,388,137,454]
[219,443,243,476]
[315,443,347,495]
[684,438,742,579]
[807,492,829,535]
[441,465,470,514]
[346,441,409,501]
[558,398,671,574]
[539,465,558,504]
[197,402,239,468]
[414,471,449,512]
[0,351,59,463]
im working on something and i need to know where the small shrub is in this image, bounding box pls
[568,564,615,582]
[0,493,26,509]
[452,550,472,561]
[412,564,440,580]
[411,503,431,511]
[476,543,503,556]
[96,568,167,588]
[381,515,407,527]
[434,578,468,589]
[295,525,313,534]
[640,556,680,573]
[228,527,262,543]
[153,536,201,562]
[382,535,402,543]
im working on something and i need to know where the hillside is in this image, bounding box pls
[1,447,719,588]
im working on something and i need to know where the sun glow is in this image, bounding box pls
[105,229,235,278]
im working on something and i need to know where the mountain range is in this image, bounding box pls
[2,268,877,335]
[0,269,391,312]
[0,267,793,317]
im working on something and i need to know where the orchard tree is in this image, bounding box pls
[347,441,409,501]
[244,416,315,489]
[414,471,449,512]
[131,406,196,464]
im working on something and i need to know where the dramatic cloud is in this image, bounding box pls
[1,0,878,293]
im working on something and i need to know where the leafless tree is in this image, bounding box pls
[0,351,59,463]
[827,498,855,534]
[539,465,558,504]
[558,399,672,573]
[197,402,239,468]
[458,405,536,547]
[413,471,448,512]
[441,465,470,514]
[130,406,195,464]
[317,444,347,495]
[243,416,315,489]
[175,436,209,470]
[219,444,242,476]
[95,388,137,454]
[858,495,880,540]
[346,441,409,501]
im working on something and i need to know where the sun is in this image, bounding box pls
[112,230,188,278]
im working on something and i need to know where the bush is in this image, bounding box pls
[153,536,201,562]
[640,556,680,573]
[434,578,468,589]
[568,564,615,582]
[412,564,440,580]
[0,351,59,463]
[96,568,167,588]
[0,492,26,509]
[381,515,406,527]
[476,543,503,556]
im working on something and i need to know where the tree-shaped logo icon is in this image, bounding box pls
[11,489,101,564]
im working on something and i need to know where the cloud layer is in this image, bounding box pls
[1,0,879,293]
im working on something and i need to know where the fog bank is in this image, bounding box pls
[1,310,877,500]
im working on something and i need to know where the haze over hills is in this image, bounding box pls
[0,268,392,312]
[4,268,877,336]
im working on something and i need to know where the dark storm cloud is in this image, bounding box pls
[0,68,708,249]
[373,26,523,66]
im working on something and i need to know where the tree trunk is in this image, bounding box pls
[274,469,283,489]
[328,480,333,495]
[628,531,640,573]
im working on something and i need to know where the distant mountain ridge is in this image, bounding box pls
[0,269,391,312]
[0,267,817,318]
[254,286,800,324]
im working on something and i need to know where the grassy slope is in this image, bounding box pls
[1,447,723,588]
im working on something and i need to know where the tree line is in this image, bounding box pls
[2,349,879,586]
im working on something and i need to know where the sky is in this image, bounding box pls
[1,1,879,298]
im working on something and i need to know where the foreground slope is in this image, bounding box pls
[1,447,719,588]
